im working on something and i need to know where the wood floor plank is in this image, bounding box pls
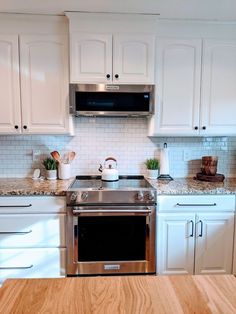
[0,275,236,314]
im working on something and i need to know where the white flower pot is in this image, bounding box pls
[146,169,159,179]
[46,170,57,180]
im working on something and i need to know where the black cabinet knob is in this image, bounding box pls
[106,74,110,79]
[114,74,119,79]
[23,125,27,130]
[194,126,198,130]
[14,125,18,129]
[202,126,206,130]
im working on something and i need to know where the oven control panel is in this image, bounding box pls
[67,190,156,205]
[135,192,155,202]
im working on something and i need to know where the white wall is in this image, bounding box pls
[0,117,235,178]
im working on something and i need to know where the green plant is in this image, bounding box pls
[145,158,159,170]
[42,157,57,170]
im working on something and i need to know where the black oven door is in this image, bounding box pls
[66,206,156,275]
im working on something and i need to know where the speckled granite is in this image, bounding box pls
[1,177,236,196]
[0,178,75,196]
[147,178,236,195]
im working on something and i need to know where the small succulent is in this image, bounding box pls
[42,157,57,170]
[145,158,159,170]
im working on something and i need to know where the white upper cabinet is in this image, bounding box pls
[148,39,201,136]
[149,37,236,137]
[70,33,155,84]
[0,35,21,133]
[20,35,69,134]
[0,16,72,135]
[113,34,155,84]
[201,39,236,136]
[70,33,112,83]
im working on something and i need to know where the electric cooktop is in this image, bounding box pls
[69,175,154,190]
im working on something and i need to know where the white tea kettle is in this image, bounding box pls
[98,157,119,182]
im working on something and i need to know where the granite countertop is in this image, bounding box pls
[147,178,236,195]
[0,178,75,196]
[1,177,236,196]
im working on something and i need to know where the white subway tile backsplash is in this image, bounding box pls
[0,117,235,178]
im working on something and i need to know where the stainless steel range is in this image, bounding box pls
[66,175,156,276]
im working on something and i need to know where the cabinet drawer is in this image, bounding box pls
[0,196,66,214]
[0,214,66,248]
[0,248,66,284]
[157,195,235,212]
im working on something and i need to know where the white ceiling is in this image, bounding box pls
[0,0,236,21]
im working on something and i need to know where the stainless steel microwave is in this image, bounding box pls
[69,84,155,117]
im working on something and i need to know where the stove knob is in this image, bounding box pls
[146,192,155,201]
[70,192,77,202]
[81,192,88,201]
[136,192,144,201]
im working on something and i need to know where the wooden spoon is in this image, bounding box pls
[50,151,61,163]
[68,151,76,163]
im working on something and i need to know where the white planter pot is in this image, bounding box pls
[46,170,57,180]
[145,169,159,179]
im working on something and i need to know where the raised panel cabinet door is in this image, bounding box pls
[148,38,201,136]
[234,220,236,274]
[0,35,21,134]
[113,34,155,84]
[20,35,69,134]
[201,39,236,135]
[157,213,195,275]
[70,33,112,83]
[195,213,234,274]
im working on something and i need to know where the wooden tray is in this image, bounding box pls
[195,173,225,182]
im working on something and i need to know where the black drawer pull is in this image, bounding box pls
[0,204,32,208]
[199,220,203,237]
[189,220,194,237]
[176,203,216,207]
[0,230,32,235]
[0,265,33,270]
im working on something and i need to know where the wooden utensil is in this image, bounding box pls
[68,151,76,163]
[50,151,61,163]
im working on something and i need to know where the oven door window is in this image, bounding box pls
[77,216,146,262]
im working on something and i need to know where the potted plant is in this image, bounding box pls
[145,158,159,179]
[42,157,57,180]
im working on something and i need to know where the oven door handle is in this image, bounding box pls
[72,207,152,215]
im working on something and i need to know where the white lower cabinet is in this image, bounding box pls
[0,248,66,284]
[157,195,235,275]
[234,227,236,275]
[194,213,234,275]
[0,214,66,248]
[157,213,195,275]
[0,196,66,283]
